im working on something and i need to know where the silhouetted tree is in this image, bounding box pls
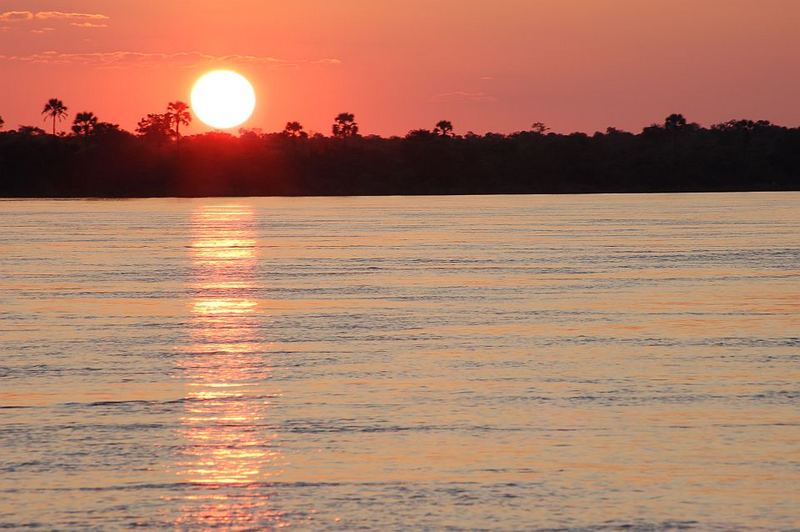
[167,101,191,140]
[93,122,125,138]
[531,122,550,134]
[284,121,307,138]
[0,116,4,129]
[332,112,359,138]
[434,120,454,137]
[16,125,47,136]
[664,113,687,130]
[239,127,265,141]
[71,112,98,136]
[42,98,68,136]
[711,119,773,132]
[710,119,776,173]
[136,113,172,144]
[405,128,437,139]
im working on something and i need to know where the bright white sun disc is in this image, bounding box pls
[191,70,256,129]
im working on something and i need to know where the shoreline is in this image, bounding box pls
[1,187,798,200]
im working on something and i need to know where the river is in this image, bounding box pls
[1,193,798,529]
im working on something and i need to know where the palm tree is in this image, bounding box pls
[167,101,191,140]
[433,120,454,137]
[71,112,98,137]
[42,98,68,136]
[332,112,359,138]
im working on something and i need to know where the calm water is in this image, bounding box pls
[0,193,798,530]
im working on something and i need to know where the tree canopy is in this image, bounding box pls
[0,109,798,197]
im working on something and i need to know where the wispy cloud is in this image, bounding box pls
[35,12,109,21]
[69,22,108,28]
[0,50,342,69]
[0,11,34,21]
[431,91,497,103]
[0,11,109,27]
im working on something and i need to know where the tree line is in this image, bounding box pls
[0,100,798,197]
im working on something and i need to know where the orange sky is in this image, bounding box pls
[1,0,799,135]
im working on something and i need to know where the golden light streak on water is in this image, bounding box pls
[176,204,286,528]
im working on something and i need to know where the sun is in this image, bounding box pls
[191,70,256,129]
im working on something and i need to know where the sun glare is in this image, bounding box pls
[191,70,256,129]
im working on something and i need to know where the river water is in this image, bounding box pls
[0,193,798,530]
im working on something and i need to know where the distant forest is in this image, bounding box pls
[1,101,799,197]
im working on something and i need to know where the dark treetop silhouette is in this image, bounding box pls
[332,113,359,138]
[167,101,192,141]
[0,106,798,197]
[72,112,98,137]
[434,120,454,137]
[41,99,69,136]
[283,121,307,139]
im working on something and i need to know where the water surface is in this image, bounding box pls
[1,193,798,529]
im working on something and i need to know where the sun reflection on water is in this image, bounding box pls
[176,204,285,528]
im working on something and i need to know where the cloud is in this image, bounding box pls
[0,11,109,26]
[431,91,497,103]
[70,22,108,28]
[0,50,342,69]
[0,11,34,21]
[35,11,109,21]
[30,27,56,34]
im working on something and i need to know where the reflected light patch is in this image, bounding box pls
[177,203,286,528]
[193,298,257,315]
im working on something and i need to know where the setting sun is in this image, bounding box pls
[191,70,256,129]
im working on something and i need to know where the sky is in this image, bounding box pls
[1,0,799,136]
